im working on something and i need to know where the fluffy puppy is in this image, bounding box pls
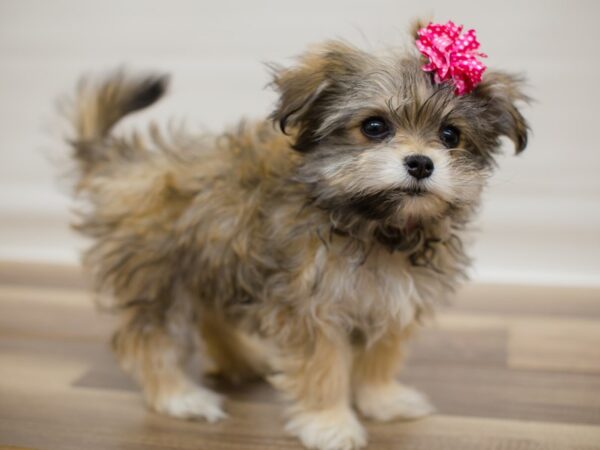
[65,22,528,450]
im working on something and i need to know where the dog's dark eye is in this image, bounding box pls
[361,117,391,140]
[439,125,461,148]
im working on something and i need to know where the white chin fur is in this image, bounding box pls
[400,192,449,220]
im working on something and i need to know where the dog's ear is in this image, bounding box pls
[473,71,530,154]
[270,41,365,151]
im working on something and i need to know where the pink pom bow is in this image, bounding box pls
[416,21,487,95]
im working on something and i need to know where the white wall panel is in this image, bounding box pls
[0,0,598,285]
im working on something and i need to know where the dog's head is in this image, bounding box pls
[271,33,529,231]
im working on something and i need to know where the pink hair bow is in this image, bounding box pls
[416,21,487,95]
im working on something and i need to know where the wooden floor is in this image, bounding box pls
[1,262,599,450]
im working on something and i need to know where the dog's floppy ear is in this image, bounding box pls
[473,71,530,154]
[270,41,365,151]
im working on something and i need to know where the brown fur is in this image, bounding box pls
[64,27,529,450]
[353,325,414,387]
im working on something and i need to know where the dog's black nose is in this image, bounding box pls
[404,155,434,180]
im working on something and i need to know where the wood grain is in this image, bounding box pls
[0,262,599,450]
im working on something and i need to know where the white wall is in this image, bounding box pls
[1,0,599,286]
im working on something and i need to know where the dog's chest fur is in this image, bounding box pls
[319,243,422,333]
[297,227,464,341]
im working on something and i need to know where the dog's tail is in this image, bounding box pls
[68,70,168,174]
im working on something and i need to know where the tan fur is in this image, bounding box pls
[271,325,353,410]
[352,325,435,422]
[63,25,529,450]
[353,325,414,386]
[112,293,198,411]
[200,309,269,382]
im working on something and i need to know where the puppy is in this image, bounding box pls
[65,20,528,450]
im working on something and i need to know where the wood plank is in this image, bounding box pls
[0,286,114,341]
[402,364,600,426]
[0,261,88,290]
[1,381,600,450]
[436,312,600,374]
[454,283,600,318]
[509,318,600,373]
[1,264,600,449]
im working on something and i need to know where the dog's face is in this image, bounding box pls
[271,40,529,228]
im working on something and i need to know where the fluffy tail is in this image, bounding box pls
[69,70,168,173]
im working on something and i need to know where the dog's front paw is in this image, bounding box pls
[355,382,434,422]
[151,385,227,423]
[285,407,367,450]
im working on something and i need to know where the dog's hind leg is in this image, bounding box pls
[200,310,270,383]
[111,292,226,422]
